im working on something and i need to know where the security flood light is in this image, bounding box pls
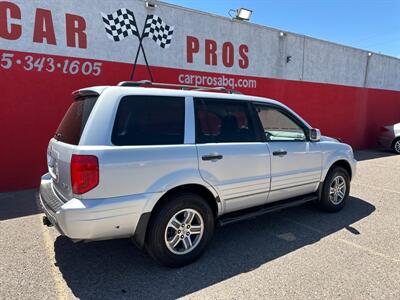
[229,8,252,21]
[145,0,157,9]
[236,8,252,20]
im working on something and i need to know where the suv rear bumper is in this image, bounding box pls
[39,173,157,241]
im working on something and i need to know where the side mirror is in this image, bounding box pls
[309,128,321,142]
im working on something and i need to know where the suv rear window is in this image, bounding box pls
[112,96,185,146]
[54,96,97,145]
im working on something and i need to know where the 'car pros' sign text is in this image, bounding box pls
[0,0,257,84]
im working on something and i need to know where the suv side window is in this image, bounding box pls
[112,96,185,146]
[254,105,306,141]
[194,98,258,143]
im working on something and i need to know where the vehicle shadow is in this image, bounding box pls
[0,189,39,221]
[54,196,375,300]
[354,149,396,161]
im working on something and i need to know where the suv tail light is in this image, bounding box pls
[71,155,99,194]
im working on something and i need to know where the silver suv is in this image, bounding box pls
[39,81,356,267]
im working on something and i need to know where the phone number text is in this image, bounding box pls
[0,52,102,76]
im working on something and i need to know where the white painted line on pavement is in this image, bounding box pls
[281,217,400,264]
[352,182,400,195]
[39,215,70,300]
[338,238,400,263]
[357,163,400,170]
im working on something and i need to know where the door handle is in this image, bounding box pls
[202,153,223,161]
[273,150,287,156]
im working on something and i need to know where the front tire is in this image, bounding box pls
[392,138,400,154]
[145,193,214,268]
[317,166,350,212]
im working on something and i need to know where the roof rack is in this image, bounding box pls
[117,80,242,94]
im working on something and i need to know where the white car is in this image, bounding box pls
[39,81,356,267]
[379,123,400,154]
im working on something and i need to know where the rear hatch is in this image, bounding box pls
[47,94,98,200]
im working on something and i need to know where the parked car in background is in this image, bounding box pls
[39,81,357,267]
[379,123,400,154]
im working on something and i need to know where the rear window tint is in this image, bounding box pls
[194,98,258,143]
[54,96,97,145]
[112,96,185,146]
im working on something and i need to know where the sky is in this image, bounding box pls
[165,0,400,58]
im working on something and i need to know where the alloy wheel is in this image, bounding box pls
[164,208,204,255]
[395,140,400,153]
[329,175,346,205]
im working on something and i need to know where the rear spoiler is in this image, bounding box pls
[72,89,100,100]
[72,86,110,100]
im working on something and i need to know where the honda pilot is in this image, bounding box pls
[39,81,356,267]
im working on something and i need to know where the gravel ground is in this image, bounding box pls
[0,150,399,299]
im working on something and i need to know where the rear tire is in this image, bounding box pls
[317,166,350,212]
[145,193,214,268]
[392,138,400,154]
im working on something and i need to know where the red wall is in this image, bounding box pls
[1,51,400,192]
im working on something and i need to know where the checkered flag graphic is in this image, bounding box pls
[143,15,174,48]
[101,9,139,42]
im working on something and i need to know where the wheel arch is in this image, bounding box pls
[317,159,353,201]
[326,159,353,180]
[133,183,220,248]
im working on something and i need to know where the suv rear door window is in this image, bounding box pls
[112,96,185,146]
[194,98,258,143]
[54,96,98,145]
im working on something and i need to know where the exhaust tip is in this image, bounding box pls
[42,216,53,227]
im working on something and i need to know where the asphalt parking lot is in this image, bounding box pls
[1,150,399,299]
